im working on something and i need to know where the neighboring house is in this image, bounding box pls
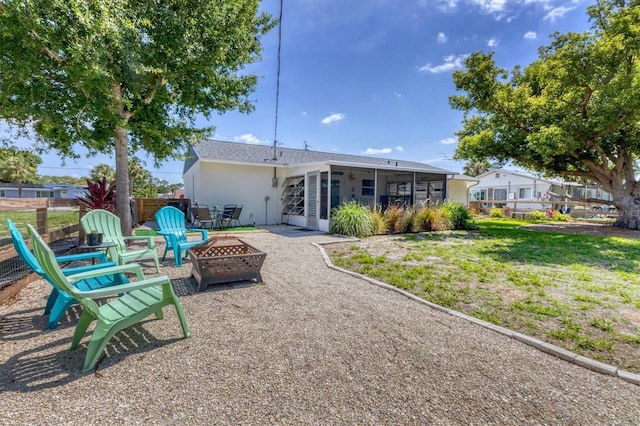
[0,183,87,199]
[183,140,477,232]
[469,169,613,213]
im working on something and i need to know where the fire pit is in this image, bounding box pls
[188,236,266,292]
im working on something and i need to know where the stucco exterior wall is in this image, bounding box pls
[187,161,280,226]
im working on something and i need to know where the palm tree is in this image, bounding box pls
[4,155,37,198]
[89,164,116,183]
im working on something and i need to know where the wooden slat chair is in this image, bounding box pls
[28,224,191,373]
[155,206,208,267]
[7,219,128,330]
[81,209,161,272]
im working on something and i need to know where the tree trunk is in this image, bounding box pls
[115,126,132,236]
[613,194,640,230]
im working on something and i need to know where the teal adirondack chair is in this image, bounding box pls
[7,219,128,330]
[28,224,191,373]
[81,209,161,272]
[155,206,208,267]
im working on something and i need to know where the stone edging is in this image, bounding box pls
[313,240,640,387]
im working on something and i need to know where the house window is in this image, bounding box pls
[0,190,5,198]
[471,189,486,201]
[494,189,507,201]
[362,179,375,196]
[36,190,54,198]
[518,188,532,199]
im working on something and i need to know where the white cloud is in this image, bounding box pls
[364,147,393,155]
[544,5,575,22]
[523,31,537,40]
[234,133,263,144]
[418,54,468,74]
[440,137,457,145]
[394,92,403,98]
[395,146,404,152]
[321,113,345,124]
[437,32,448,44]
[487,38,498,47]
[301,111,308,116]
[469,0,507,14]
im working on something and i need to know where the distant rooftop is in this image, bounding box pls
[184,139,454,175]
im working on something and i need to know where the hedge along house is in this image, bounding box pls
[183,140,471,232]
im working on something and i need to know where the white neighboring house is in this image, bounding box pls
[469,169,613,213]
[183,140,478,232]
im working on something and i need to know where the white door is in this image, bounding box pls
[306,172,319,230]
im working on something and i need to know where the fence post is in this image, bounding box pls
[36,207,47,236]
[78,205,87,244]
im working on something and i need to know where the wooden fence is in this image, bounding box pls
[0,198,86,302]
[134,198,190,223]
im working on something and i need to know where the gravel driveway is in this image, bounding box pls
[1,226,639,425]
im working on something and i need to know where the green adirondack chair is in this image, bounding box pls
[81,209,161,272]
[155,206,208,267]
[28,224,191,373]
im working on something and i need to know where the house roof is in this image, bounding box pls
[184,139,454,175]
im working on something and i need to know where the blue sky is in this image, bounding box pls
[6,0,593,183]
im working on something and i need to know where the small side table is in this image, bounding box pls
[77,242,118,264]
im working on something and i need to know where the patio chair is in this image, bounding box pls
[221,204,243,229]
[7,219,128,330]
[195,207,215,229]
[81,209,161,272]
[28,224,191,373]
[155,206,208,267]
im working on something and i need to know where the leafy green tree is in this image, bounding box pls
[39,175,87,185]
[89,164,116,184]
[450,0,640,229]
[3,155,38,198]
[0,1,274,234]
[129,157,152,197]
[462,160,496,177]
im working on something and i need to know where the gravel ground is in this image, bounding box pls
[1,225,639,425]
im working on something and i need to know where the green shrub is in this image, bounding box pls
[383,205,403,232]
[551,211,572,222]
[530,210,546,221]
[329,201,375,237]
[489,207,506,218]
[394,207,415,233]
[413,206,449,231]
[441,201,474,230]
[371,208,388,234]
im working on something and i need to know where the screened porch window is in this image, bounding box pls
[282,176,305,216]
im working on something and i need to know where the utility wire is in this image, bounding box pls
[272,0,284,160]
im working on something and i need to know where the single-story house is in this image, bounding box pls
[469,169,614,213]
[183,140,478,232]
[0,183,87,199]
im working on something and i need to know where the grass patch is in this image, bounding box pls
[325,217,640,373]
[0,209,80,236]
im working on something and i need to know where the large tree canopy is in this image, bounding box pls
[0,0,274,233]
[450,0,640,229]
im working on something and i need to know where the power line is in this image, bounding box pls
[272,0,284,160]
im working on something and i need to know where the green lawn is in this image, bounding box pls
[0,209,80,237]
[325,218,640,373]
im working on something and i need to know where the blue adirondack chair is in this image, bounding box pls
[7,219,129,330]
[28,224,191,373]
[155,206,208,267]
